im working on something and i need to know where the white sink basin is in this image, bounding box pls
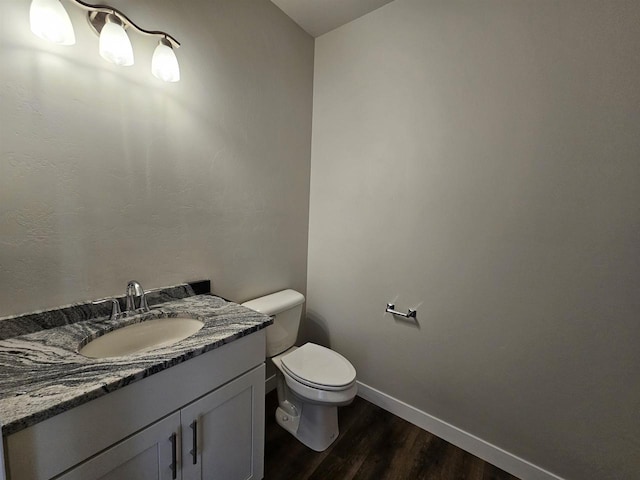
[79,317,204,358]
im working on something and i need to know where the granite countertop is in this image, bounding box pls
[0,292,271,436]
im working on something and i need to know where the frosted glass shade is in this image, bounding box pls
[99,18,134,66]
[30,0,76,45]
[152,40,180,82]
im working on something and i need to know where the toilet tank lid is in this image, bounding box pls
[241,289,305,316]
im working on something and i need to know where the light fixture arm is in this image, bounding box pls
[69,0,180,48]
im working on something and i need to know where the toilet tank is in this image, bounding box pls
[241,289,305,357]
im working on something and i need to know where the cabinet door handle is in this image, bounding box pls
[169,433,177,479]
[190,420,198,465]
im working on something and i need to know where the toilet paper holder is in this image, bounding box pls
[385,303,417,319]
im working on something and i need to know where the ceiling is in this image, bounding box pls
[270,0,395,37]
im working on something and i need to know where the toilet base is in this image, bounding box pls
[276,402,339,452]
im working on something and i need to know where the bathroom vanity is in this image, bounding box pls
[0,284,271,480]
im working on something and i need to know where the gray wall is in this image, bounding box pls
[307,1,640,479]
[0,0,314,316]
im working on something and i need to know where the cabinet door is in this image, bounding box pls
[181,364,265,480]
[56,412,180,480]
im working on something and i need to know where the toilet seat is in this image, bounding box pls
[281,368,358,406]
[280,343,356,391]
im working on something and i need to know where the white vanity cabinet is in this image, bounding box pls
[57,412,181,480]
[57,365,264,480]
[181,366,264,480]
[4,331,266,480]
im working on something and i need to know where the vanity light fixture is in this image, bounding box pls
[30,0,76,45]
[151,38,180,82]
[98,13,134,66]
[29,0,181,82]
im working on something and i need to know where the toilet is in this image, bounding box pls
[242,289,357,451]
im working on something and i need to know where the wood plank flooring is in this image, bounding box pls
[264,391,521,480]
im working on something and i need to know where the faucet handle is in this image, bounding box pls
[138,290,150,312]
[92,298,123,321]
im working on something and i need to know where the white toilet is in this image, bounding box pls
[242,289,357,452]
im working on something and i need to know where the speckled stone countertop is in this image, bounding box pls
[0,287,271,436]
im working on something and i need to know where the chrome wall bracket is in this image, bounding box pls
[385,303,417,319]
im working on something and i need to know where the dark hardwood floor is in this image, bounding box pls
[264,391,520,480]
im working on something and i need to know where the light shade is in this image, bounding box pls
[30,0,76,45]
[99,15,134,66]
[152,39,180,82]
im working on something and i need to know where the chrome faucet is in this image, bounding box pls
[125,280,150,314]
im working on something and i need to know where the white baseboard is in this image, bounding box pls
[356,381,564,480]
[265,374,277,394]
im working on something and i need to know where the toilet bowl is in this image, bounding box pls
[242,290,357,451]
[272,343,357,451]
